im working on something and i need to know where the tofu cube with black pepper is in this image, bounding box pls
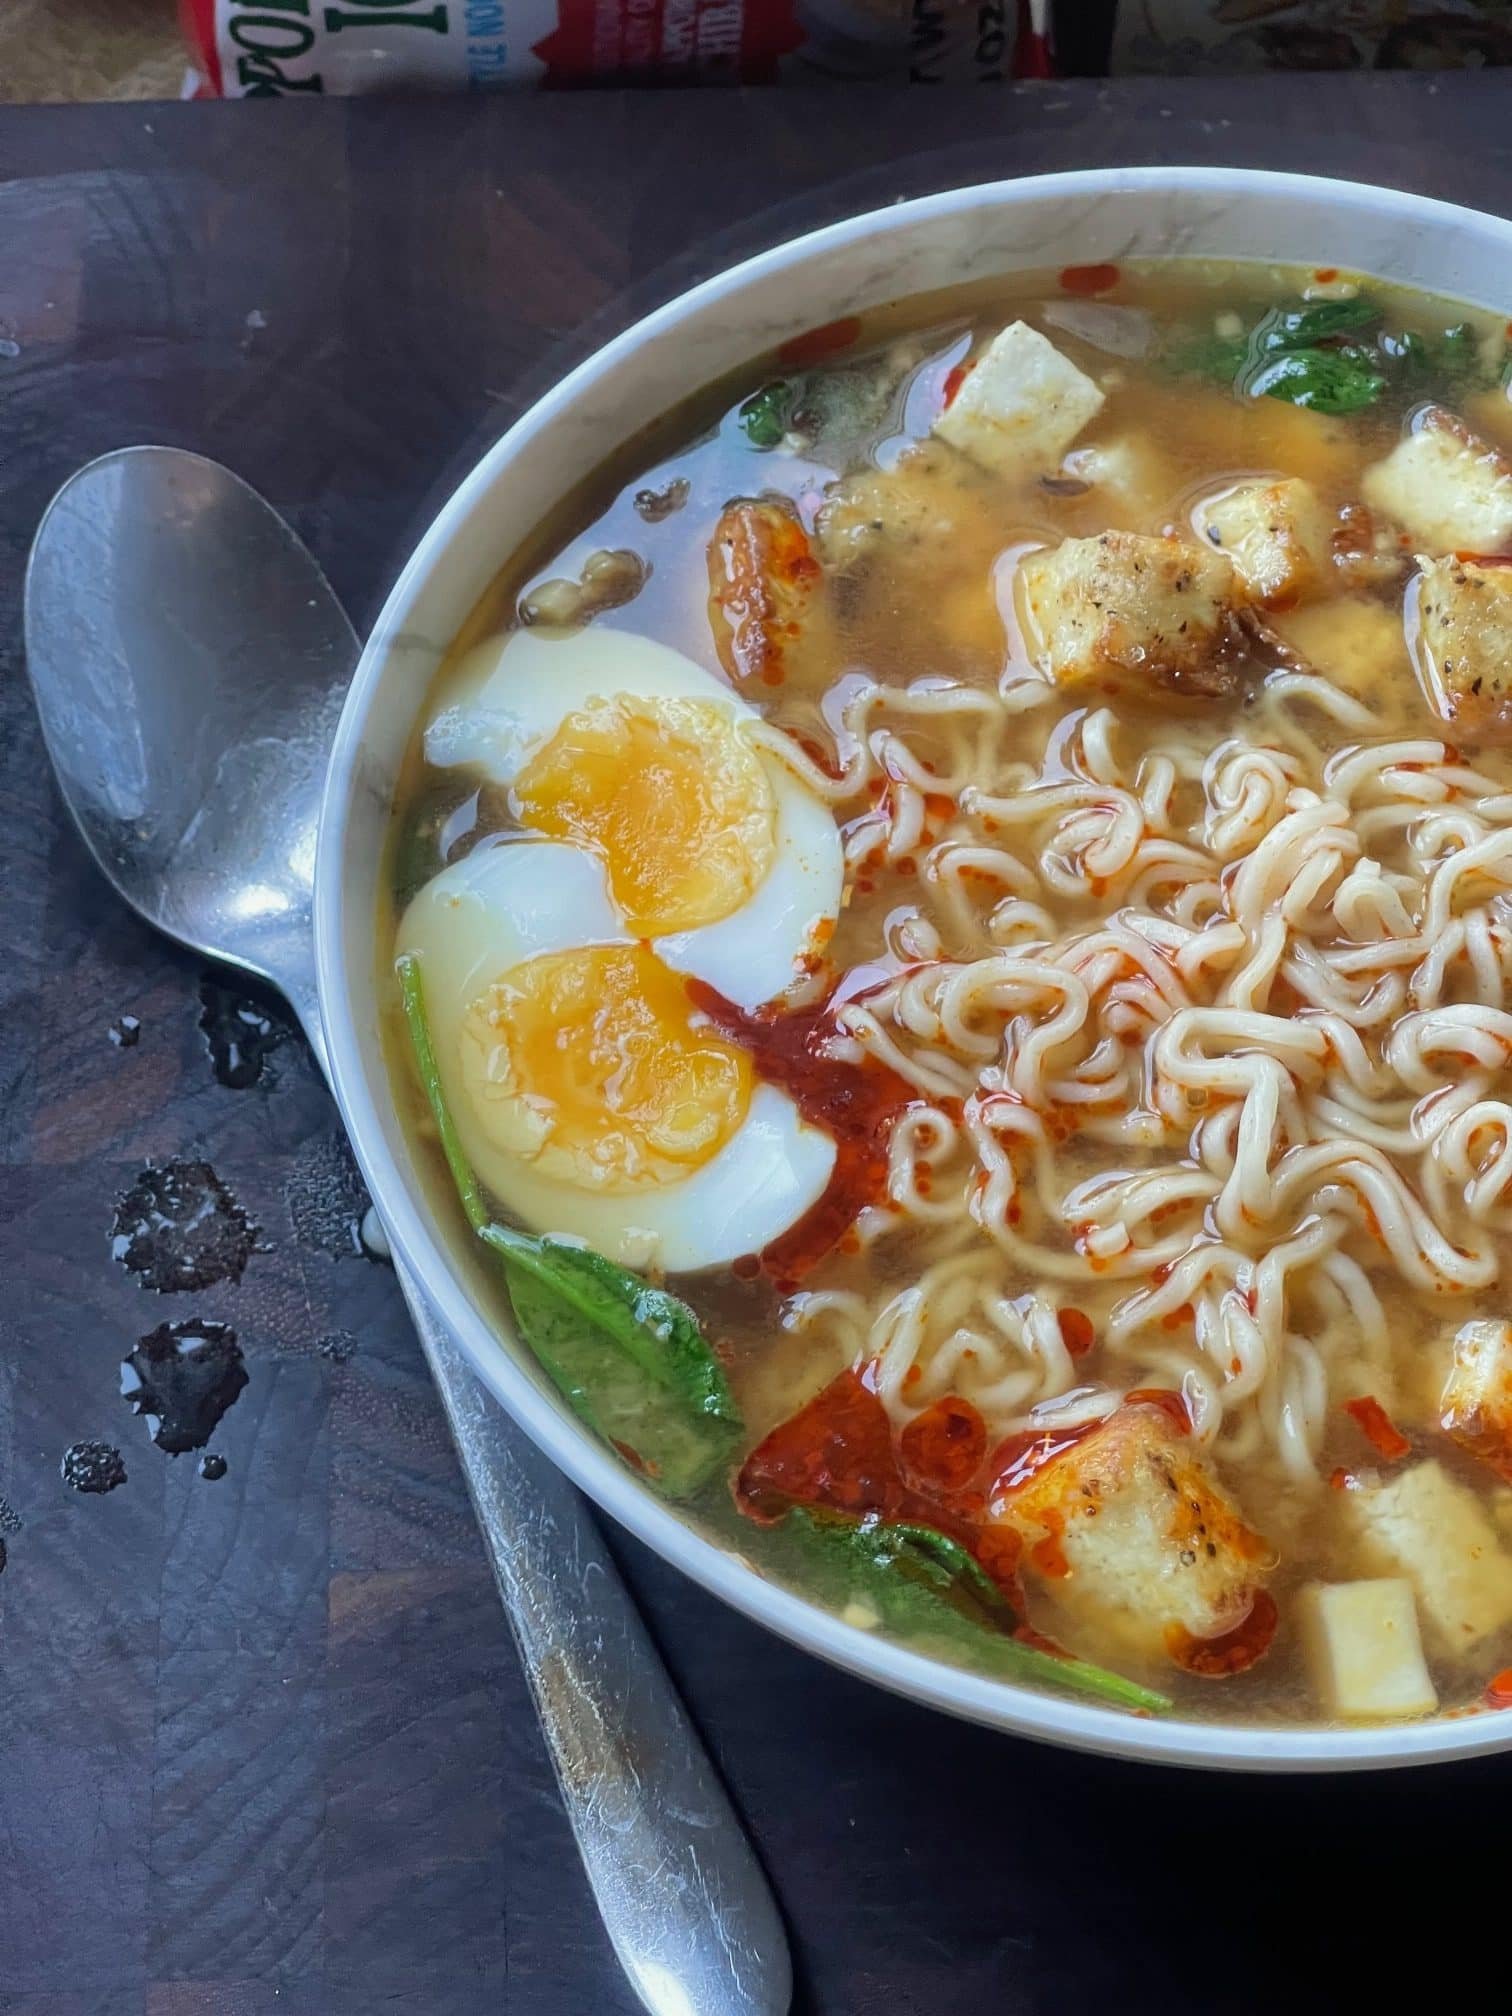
[815,442,969,568]
[1058,435,1177,529]
[1415,555,1512,737]
[1192,477,1332,608]
[1362,406,1512,557]
[990,1400,1275,1665]
[1017,531,1241,698]
[1339,1459,1512,1658]
[933,321,1105,482]
[1441,1318,1512,1482]
[1269,595,1412,705]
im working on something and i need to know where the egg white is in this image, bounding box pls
[425,627,720,781]
[422,625,843,1010]
[397,840,836,1273]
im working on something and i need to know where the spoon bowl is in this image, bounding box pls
[25,446,352,1046]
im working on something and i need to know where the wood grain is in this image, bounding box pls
[1,75,1511,2015]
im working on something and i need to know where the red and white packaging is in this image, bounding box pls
[180,0,1031,92]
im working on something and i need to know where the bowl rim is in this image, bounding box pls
[316,163,1512,1772]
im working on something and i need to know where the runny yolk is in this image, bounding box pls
[460,943,751,1191]
[512,693,776,935]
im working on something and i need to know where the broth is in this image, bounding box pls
[383,259,1512,1726]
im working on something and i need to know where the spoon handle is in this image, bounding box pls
[394,1262,792,2016]
[288,987,790,2016]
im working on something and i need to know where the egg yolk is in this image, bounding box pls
[512,694,776,936]
[459,943,752,1192]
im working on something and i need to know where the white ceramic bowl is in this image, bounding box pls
[316,166,1512,1772]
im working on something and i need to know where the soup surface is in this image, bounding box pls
[385,259,1512,1726]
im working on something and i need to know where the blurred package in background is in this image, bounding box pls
[37,0,1489,101]
[1111,0,1512,72]
[180,0,1048,90]
[178,0,1512,95]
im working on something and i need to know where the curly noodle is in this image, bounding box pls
[783,670,1512,1490]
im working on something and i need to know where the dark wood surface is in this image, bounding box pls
[2,73,1511,2016]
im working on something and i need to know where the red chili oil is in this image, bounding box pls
[900,1395,988,1493]
[1342,1395,1410,1462]
[1167,1590,1278,1679]
[734,1368,1017,1596]
[1057,1307,1096,1359]
[778,315,863,367]
[989,1417,1103,1497]
[686,979,914,1282]
[1059,262,1121,296]
[1124,1387,1193,1435]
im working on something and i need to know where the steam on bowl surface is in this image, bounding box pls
[316,169,1512,1770]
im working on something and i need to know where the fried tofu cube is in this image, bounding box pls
[1441,1318,1512,1482]
[706,497,822,687]
[815,442,968,568]
[1017,531,1241,698]
[1332,502,1409,592]
[931,571,1007,666]
[991,1401,1274,1663]
[1339,1459,1512,1658]
[1059,436,1177,529]
[933,321,1105,482]
[1269,594,1411,705]
[1362,407,1512,557]
[1297,1580,1438,1721]
[1192,477,1332,608]
[1415,555,1512,738]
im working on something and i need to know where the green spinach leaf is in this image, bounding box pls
[504,1264,740,1498]
[395,952,742,1498]
[1437,320,1478,380]
[737,379,795,449]
[479,1223,740,1430]
[1163,329,1249,389]
[1162,292,1504,420]
[1166,295,1392,412]
[396,951,489,1233]
[1384,320,1492,391]
[1380,328,1429,374]
[1253,296,1380,354]
[1247,344,1386,415]
[850,1518,1014,1627]
[781,1508,1171,1713]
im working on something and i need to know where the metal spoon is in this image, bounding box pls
[25,445,791,2016]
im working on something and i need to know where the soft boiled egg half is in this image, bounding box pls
[396,626,844,1272]
[423,625,841,1009]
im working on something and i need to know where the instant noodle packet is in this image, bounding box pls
[181,0,1034,92]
